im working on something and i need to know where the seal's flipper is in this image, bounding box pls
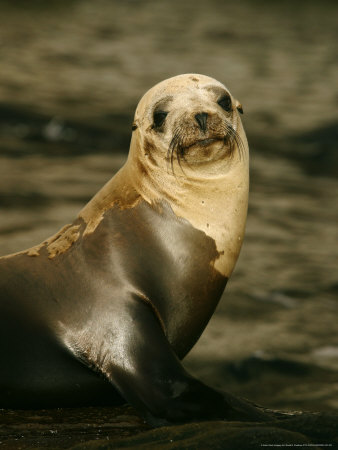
[97,293,270,426]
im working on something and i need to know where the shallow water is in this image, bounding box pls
[0,0,337,425]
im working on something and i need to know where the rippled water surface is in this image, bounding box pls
[0,0,337,439]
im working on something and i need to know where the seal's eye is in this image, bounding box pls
[153,110,168,128]
[218,95,232,112]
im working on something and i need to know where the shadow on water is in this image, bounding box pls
[0,104,132,157]
[249,122,338,178]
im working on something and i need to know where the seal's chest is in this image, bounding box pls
[85,200,227,357]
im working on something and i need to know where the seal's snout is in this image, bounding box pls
[194,112,208,133]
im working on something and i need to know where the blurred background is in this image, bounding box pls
[0,0,337,412]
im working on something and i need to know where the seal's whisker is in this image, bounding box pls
[222,122,244,160]
[168,127,187,176]
[168,129,180,175]
[232,129,245,161]
[176,137,188,176]
[170,134,179,175]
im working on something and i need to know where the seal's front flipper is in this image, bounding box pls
[100,293,271,426]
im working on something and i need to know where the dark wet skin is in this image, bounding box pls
[0,200,270,426]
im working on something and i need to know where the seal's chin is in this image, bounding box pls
[177,137,229,167]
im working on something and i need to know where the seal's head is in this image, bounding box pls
[130,74,246,176]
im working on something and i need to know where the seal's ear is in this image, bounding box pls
[235,100,244,115]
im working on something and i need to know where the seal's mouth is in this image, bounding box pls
[183,137,223,150]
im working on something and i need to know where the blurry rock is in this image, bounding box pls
[0,406,148,449]
[70,412,338,450]
[1,406,336,449]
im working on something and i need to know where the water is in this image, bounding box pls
[0,0,337,419]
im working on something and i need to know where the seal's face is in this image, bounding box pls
[132,74,245,174]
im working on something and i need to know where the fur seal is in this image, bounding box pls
[0,74,269,425]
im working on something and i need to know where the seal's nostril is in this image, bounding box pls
[194,112,208,132]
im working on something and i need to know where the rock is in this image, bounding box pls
[0,406,148,449]
[71,423,312,449]
[1,406,336,450]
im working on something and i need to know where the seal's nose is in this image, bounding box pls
[194,112,208,132]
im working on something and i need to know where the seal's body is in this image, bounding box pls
[0,75,267,424]
[0,202,225,408]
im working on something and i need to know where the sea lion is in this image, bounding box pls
[0,74,269,425]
